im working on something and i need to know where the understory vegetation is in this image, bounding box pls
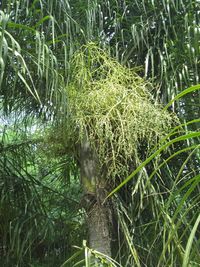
[0,1,200,267]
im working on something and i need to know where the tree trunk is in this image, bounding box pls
[88,202,111,256]
[80,137,112,256]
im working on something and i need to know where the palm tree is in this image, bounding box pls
[0,1,199,266]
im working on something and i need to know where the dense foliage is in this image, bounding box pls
[0,1,200,267]
[67,44,174,179]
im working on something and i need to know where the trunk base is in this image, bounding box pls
[87,203,111,257]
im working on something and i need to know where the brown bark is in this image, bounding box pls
[80,136,112,256]
[88,203,111,256]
